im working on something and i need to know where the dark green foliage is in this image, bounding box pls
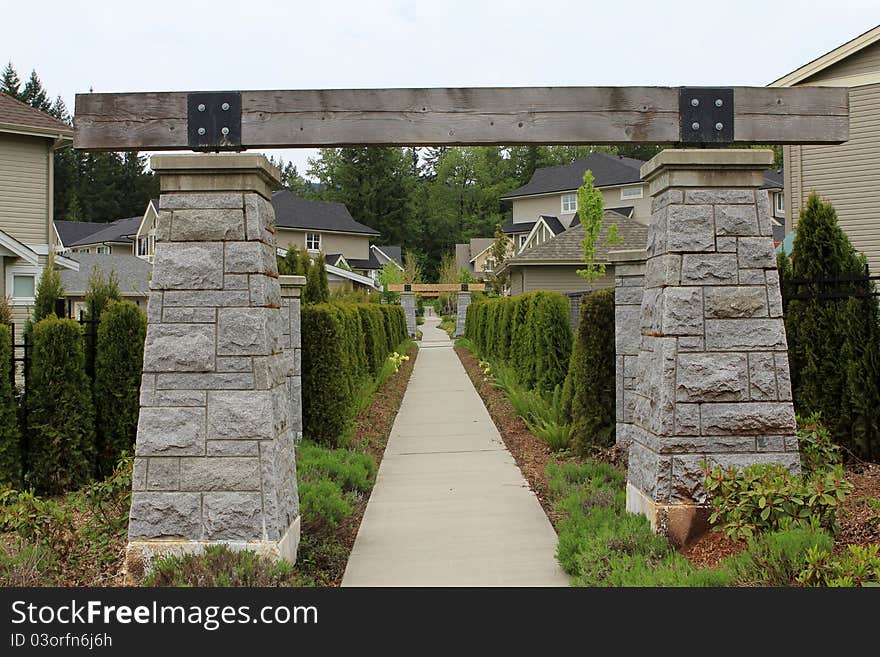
[565,290,616,452]
[724,527,834,587]
[704,462,852,539]
[83,267,121,321]
[32,263,64,324]
[143,545,299,587]
[797,412,842,476]
[780,192,880,459]
[464,291,571,393]
[26,317,95,494]
[277,245,311,276]
[0,325,21,487]
[301,303,406,446]
[302,255,330,305]
[297,441,377,530]
[94,302,147,478]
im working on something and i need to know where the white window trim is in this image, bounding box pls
[517,234,528,251]
[96,245,111,255]
[306,232,321,252]
[620,185,644,200]
[774,192,785,214]
[561,193,577,214]
[6,263,42,306]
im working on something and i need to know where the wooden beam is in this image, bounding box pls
[387,284,486,292]
[73,86,848,151]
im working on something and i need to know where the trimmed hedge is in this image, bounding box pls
[26,317,96,494]
[302,303,407,446]
[564,290,616,452]
[465,291,572,393]
[0,324,21,487]
[94,301,147,477]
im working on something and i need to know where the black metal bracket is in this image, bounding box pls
[187,92,242,151]
[461,284,469,292]
[679,88,734,144]
[403,284,412,292]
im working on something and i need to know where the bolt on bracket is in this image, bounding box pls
[187,92,242,151]
[679,88,734,144]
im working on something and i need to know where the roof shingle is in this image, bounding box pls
[502,153,644,200]
[0,92,73,136]
[272,190,379,235]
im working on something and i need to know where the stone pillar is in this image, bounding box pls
[401,292,417,338]
[455,291,471,337]
[625,149,799,545]
[609,249,647,447]
[280,275,306,444]
[126,154,300,580]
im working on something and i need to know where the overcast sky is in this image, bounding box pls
[5,1,879,177]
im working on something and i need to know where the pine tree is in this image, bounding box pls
[49,95,70,122]
[20,70,50,112]
[1,62,21,98]
[32,256,65,323]
[26,317,96,493]
[94,301,146,477]
[781,192,880,458]
[0,324,22,487]
[303,254,329,304]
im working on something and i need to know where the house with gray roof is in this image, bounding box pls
[455,237,499,280]
[497,209,648,296]
[59,252,152,317]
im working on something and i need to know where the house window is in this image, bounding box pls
[620,185,643,200]
[137,237,150,257]
[774,192,785,214]
[12,275,35,300]
[517,234,528,251]
[561,193,577,213]
[306,233,321,251]
[485,258,496,272]
[96,246,110,255]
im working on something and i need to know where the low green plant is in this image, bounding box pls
[143,544,301,587]
[0,541,58,586]
[723,527,834,586]
[704,462,853,539]
[797,543,880,587]
[797,412,842,475]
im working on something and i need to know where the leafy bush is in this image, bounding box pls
[704,462,853,539]
[797,412,842,476]
[564,289,616,452]
[94,301,146,477]
[299,480,353,528]
[797,543,880,587]
[492,363,571,451]
[0,324,21,487]
[302,254,330,305]
[143,544,299,587]
[26,317,96,493]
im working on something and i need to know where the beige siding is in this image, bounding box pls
[510,186,651,228]
[784,82,880,273]
[0,133,50,246]
[804,41,880,84]
[68,243,132,256]
[275,228,371,259]
[511,264,614,295]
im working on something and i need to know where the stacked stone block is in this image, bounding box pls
[609,250,647,446]
[127,155,301,576]
[455,292,471,337]
[401,293,417,338]
[624,150,799,540]
[280,275,305,444]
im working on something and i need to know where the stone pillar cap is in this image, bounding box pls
[151,153,281,199]
[278,275,307,288]
[607,248,647,264]
[640,148,775,196]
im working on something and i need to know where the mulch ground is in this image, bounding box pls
[325,344,419,585]
[455,345,566,523]
[835,460,880,550]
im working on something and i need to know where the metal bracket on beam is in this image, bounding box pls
[679,88,734,144]
[187,92,242,151]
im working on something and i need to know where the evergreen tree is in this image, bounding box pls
[302,254,329,304]
[94,301,146,477]
[32,256,65,323]
[781,192,880,458]
[0,324,22,487]
[1,62,21,97]
[26,317,96,493]
[20,70,50,112]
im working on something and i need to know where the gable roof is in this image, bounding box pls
[501,217,537,235]
[0,92,73,139]
[59,253,152,296]
[761,169,784,190]
[467,238,495,261]
[372,244,403,268]
[568,206,634,228]
[501,153,644,200]
[502,210,648,268]
[54,220,109,247]
[67,216,142,247]
[770,24,880,87]
[272,190,379,235]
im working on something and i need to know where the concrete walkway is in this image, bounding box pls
[342,316,568,586]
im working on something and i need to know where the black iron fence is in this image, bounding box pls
[781,264,880,306]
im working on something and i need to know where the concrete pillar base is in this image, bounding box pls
[625,484,709,547]
[124,517,301,584]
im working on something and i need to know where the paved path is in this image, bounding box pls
[342,316,567,586]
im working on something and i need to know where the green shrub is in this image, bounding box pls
[0,324,21,487]
[704,462,853,539]
[530,292,572,392]
[143,544,300,587]
[31,259,64,324]
[780,192,880,460]
[94,301,146,478]
[358,305,387,376]
[299,480,354,528]
[797,542,880,587]
[0,541,58,586]
[81,267,121,380]
[302,254,330,304]
[26,317,95,493]
[565,289,616,453]
[797,412,842,476]
[722,527,834,587]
